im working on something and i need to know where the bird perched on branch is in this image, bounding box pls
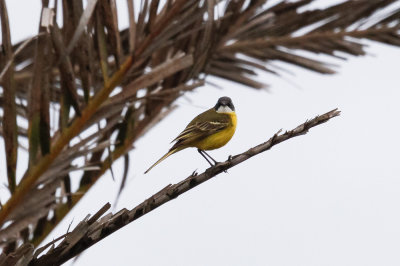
[144,96,237,173]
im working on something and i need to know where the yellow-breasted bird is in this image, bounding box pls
[144,96,237,173]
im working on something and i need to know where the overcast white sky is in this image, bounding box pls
[1,1,400,265]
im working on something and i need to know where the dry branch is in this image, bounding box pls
[7,108,341,265]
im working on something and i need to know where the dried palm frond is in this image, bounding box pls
[0,0,399,258]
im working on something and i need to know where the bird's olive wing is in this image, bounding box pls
[171,120,229,144]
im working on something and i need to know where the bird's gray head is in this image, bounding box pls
[214,96,235,113]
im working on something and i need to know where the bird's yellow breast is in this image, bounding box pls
[195,112,237,150]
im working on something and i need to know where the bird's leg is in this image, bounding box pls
[201,149,218,164]
[198,150,228,173]
[197,149,216,167]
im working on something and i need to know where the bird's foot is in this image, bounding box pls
[215,162,228,173]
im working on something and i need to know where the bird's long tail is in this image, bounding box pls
[144,148,179,174]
